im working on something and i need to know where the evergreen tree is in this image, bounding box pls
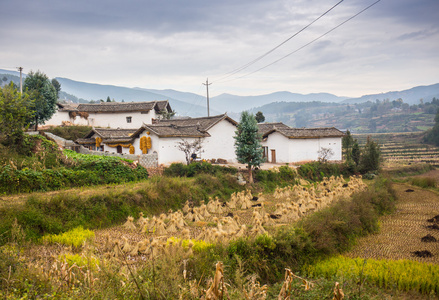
[106,96,111,102]
[352,140,360,166]
[255,111,265,123]
[423,108,439,146]
[24,71,57,131]
[360,136,381,173]
[342,130,354,161]
[51,78,61,99]
[234,111,264,183]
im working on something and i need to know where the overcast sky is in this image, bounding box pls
[1,0,438,97]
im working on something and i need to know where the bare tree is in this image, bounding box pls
[176,138,204,165]
[318,147,334,163]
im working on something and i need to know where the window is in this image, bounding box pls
[262,146,268,158]
[126,116,132,123]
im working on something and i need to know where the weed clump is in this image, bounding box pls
[411,176,437,188]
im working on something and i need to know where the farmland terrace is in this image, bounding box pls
[354,132,439,167]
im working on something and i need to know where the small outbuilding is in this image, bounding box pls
[131,114,238,165]
[258,123,344,163]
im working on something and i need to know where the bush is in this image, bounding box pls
[297,161,352,182]
[359,136,381,173]
[44,125,92,141]
[42,226,95,248]
[0,152,149,194]
[164,162,237,177]
[411,176,437,188]
[255,166,297,191]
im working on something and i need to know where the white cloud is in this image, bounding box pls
[0,0,438,98]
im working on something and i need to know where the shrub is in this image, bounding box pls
[0,153,149,194]
[359,136,381,173]
[297,161,352,182]
[306,256,439,295]
[411,176,437,188]
[42,227,95,248]
[44,125,92,141]
[300,175,393,256]
[254,166,297,191]
[59,253,100,270]
[163,162,237,177]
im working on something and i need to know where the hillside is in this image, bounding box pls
[253,97,439,133]
[343,83,439,105]
[1,68,438,123]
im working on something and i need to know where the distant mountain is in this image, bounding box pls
[342,83,439,105]
[1,68,437,118]
[209,92,347,113]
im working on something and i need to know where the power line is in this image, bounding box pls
[229,0,381,82]
[212,0,344,84]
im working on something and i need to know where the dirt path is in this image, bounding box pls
[346,183,439,263]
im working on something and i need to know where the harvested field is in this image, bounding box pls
[346,183,439,263]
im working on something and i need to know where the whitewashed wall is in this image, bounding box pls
[262,134,342,163]
[202,120,237,163]
[133,132,192,165]
[132,119,238,165]
[87,111,152,128]
[44,110,71,126]
[261,132,289,163]
[44,110,154,128]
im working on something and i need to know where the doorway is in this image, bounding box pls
[270,149,276,163]
[117,145,122,154]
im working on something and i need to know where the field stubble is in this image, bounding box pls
[346,182,439,263]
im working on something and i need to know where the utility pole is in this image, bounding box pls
[17,67,23,94]
[202,78,212,117]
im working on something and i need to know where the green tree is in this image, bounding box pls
[0,82,33,144]
[359,136,381,173]
[51,78,61,99]
[234,111,264,183]
[106,96,111,102]
[157,109,176,120]
[24,71,57,131]
[423,108,439,146]
[342,130,354,161]
[351,140,360,167]
[255,111,265,123]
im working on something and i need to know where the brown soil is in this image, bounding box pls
[346,183,439,263]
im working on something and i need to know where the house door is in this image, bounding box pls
[117,146,122,154]
[271,149,276,163]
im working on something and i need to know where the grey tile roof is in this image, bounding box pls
[132,114,237,138]
[57,103,79,111]
[265,126,345,139]
[257,122,291,136]
[75,100,171,113]
[78,128,138,145]
[142,124,210,138]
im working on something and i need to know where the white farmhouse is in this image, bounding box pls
[258,123,344,163]
[76,128,138,154]
[131,114,238,165]
[45,101,172,128]
[76,114,238,166]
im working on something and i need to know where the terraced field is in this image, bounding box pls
[354,132,439,167]
[346,182,439,263]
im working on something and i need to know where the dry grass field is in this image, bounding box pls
[346,180,439,263]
